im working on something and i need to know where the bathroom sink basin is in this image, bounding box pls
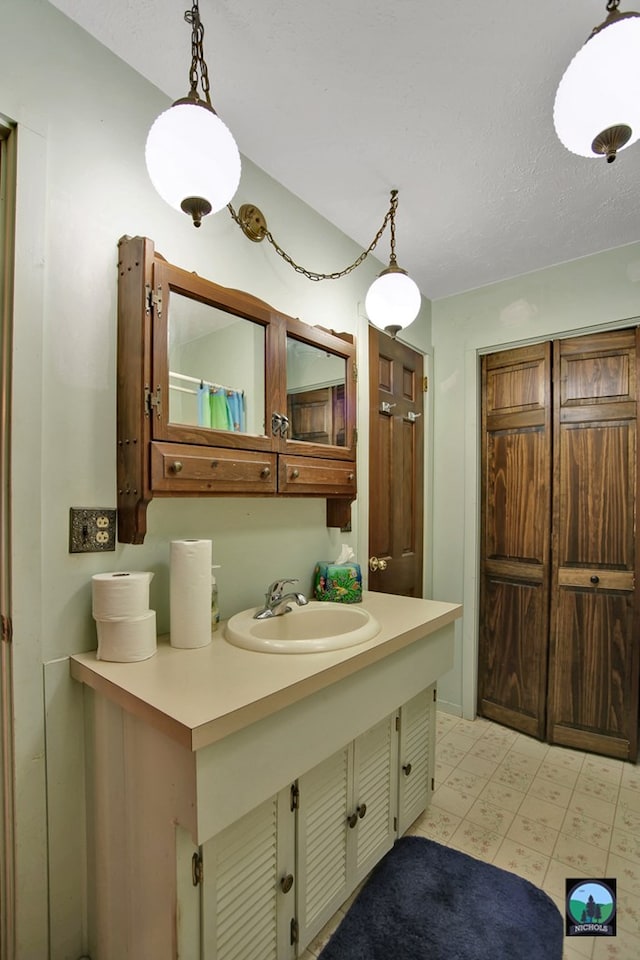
[225,601,380,653]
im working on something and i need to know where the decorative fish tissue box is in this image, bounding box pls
[313,545,362,603]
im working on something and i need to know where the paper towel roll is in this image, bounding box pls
[170,539,212,649]
[96,611,157,662]
[92,571,154,620]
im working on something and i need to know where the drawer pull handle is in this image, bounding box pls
[590,575,600,584]
[280,873,294,894]
[403,763,413,776]
[290,469,299,480]
[357,803,367,820]
[260,466,271,479]
[348,473,355,482]
[170,461,183,474]
[347,811,358,829]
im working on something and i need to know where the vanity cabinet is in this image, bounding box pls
[71,592,460,960]
[117,235,357,543]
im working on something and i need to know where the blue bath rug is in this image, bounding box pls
[318,835,563,960]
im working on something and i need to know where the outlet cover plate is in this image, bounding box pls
[69,508,117,553]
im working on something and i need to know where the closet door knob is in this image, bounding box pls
[170,461,183,474]
[357,803,367,820]
[347,812,358,829]
[403,763,413,776]
[590,575,600,584]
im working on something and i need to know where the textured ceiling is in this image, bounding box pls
[48,0,640,300]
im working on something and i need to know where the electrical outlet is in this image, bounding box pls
[69,508,117,553]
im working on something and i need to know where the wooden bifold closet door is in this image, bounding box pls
[478,328,640,762]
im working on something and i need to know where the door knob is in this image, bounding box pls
[402,763,413,776]
[280,873,294,894]
[369,556,388,572]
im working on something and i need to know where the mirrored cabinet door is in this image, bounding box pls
[282,317,356,461]
[151,260,278,453]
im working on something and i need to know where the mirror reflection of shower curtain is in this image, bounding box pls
[198,383,246,432]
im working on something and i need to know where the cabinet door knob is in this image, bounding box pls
[280,873,294,894]
[402,763,413,776]
[369,556,388,572]
[357,803,367,820]
[590,575,600,584]
[260,466,271,479]
[347,811,358,829]
[290,468,299,480]
[170,460,183,474]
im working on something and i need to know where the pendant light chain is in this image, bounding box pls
[227,190,400,283]
[185,0,211,104]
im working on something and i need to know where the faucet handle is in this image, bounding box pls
[266,578,298,600]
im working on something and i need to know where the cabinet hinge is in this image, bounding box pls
[395,715,400,732]
[1,614,12,644]
[145,385,162,418]
[352,427,358,446]
[191,852,203,887]
[423,376,429,392]
[433,687,437,702]
[352,363,358,383]
[290,783,299,811]
[146,283,162,317]
[393,816,398,832]
[431,777,435,792]
[290,918,299,945]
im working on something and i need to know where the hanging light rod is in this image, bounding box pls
[228,190,422,336]
[554,0,640,162]
[145,0,241,226]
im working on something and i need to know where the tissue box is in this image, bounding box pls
[313,562,362,603]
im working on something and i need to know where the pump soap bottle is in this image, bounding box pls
[211,565,221,632]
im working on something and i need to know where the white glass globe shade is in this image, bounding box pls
[145,100,241,214]
[554,17,640,157]
[365,269,422,331]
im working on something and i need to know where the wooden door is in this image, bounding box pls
[547,329,639,761]
[368,328,424,595]
[477,344,552,740]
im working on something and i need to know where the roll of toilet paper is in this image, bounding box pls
[96,610,157,662]
[92,571,154,620]
[170,539,212,649]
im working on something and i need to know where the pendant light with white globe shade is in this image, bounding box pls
[145,0,241,226]
[365,191,421,337]
[554,0,640,162]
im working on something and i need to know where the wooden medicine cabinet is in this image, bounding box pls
[117,236,357,543]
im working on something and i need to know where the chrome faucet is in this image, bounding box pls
[254,578,309,619]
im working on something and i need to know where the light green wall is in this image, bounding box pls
[431,244,640,717]
[1,1,432,956]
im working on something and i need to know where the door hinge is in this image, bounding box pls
[290,918,299,945]
[145,384,162,418]
[1,614,12,644]
[290,783,299,811]
[146,284,162,317]
[192,852,203,887]
[423,376,429,392]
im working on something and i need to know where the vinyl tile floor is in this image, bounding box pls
[301,712,640,960]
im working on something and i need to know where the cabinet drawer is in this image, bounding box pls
[278,455,356,496]
[151,442,277,494]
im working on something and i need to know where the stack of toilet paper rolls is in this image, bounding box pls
[92,571,156,662]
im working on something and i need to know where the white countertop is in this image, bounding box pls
[70,591,461,751]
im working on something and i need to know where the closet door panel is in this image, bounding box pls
[548,330,639,761]
[478,344,552,740]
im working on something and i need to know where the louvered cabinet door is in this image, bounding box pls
[351,714,397,885]
[397,685,436,835]
[201,788,295,960]
[296,745,351,951]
